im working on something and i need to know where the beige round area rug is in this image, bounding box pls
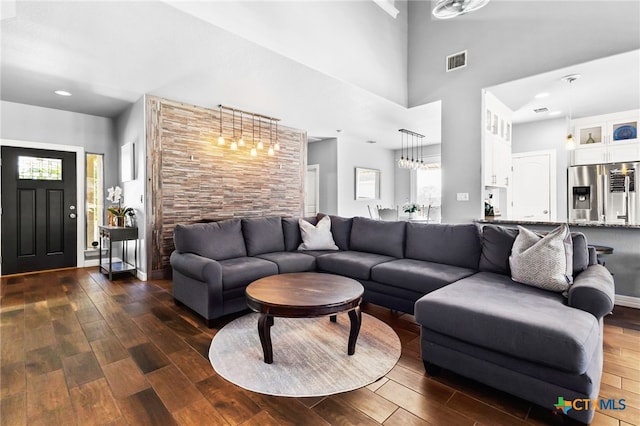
[209,312,401,397]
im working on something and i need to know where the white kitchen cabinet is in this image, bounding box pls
[484,135,511,187]
[483,91,512,187]
[572,110,639,165]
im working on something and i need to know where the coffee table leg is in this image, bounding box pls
[347,306,361,356]
[258,314,274,364]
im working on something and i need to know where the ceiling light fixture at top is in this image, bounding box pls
[54,90,72,96]
[432,0,490,19]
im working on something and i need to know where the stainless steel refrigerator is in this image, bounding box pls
[568,162,638,225]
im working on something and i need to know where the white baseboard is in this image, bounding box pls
[136,270,148,281]
[615,295,640,309]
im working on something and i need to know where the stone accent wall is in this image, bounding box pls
[146,97,306,277]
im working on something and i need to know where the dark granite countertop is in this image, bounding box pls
[476,218,640,230]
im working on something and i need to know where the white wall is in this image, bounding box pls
[512,118,568,220]
[308,138,338,215]
[0,100,118,264]
[166,0,408,106]
[337,137,396,218]
[115,96,147,279]
[408,0,640,223]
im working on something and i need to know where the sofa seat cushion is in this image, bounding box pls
[316,251,394,280]
[219,257,278,291]
[371,259,476,295]
[255,252,316,274]
[414,272,600,374]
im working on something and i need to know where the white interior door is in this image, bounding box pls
[511,151,556,221]
[305,164,319,216]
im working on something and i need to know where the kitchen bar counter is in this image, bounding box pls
[477,218,640,229]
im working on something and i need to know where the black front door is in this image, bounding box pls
[1,146,77,275]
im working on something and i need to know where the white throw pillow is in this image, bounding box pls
[298,216,339,251]
[509,224,573,293]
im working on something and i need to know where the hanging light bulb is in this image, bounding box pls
[250,145,257,157]
[238,112,245,147]
[268,145,275,156]
[217,105,225,145]
[230,109,238,150]
[256,117,264,149]
[274,120,280,151]
[398,130,405,167]
[562,74,581,151]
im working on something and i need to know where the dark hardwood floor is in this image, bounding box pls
[1,268,639,425]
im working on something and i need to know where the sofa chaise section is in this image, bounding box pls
[414,224,615,424]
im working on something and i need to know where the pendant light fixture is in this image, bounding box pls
[238,112,245,147]
[273,120,280,151]
[398,131,406,167]
[562,74,581,151]
[230,109,238,151]
[217,105,225,145]
[250,115,257,157]
[256,117,264,150]
[268,119,275,156]
[397,129,426,170]
[432,0,490,19]
[216,104,280,157]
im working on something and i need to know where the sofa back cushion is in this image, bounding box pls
[349,217,405,258]
[479,225,590,276]
[325,215,353,251]
[242,217,285,256]
[406,223,481,270]
[282,216,318,251]
[173,219,246,260]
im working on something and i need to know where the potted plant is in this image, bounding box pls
[107,186,135,227]
[402,203,420,219]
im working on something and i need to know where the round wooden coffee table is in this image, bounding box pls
[245,272,364,364]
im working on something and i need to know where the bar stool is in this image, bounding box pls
[590,245,613,266]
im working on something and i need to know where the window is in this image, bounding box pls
[414,158,441,222]
[86,153,104,249]
[18,156,62,180]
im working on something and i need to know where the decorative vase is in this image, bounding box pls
[409,212,417,219]
[116,216,125,227]
[586,133,595,144]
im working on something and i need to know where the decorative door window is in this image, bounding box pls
[18,156,62,180]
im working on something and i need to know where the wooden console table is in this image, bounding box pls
[99,225,138,280]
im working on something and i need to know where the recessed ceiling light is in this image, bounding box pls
[549,111,562,116]
[366,140,377,144]
[54,90,72,97]
[534,92,549,99]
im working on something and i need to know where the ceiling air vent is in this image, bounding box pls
[446,50,467,72]
[533,107,550,113]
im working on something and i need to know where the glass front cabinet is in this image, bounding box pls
[572,110,639,165]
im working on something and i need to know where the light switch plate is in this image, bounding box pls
[456,192,469,201]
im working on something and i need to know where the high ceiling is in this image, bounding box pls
[2,1,638,148]
[0,0,439,148]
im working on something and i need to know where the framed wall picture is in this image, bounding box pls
[121,142,135,182]
[355,167,380,200]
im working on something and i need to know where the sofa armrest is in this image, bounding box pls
[568,264,614,319]
[170,251,222,284]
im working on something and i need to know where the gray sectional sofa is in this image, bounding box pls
[170,214,614,424]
